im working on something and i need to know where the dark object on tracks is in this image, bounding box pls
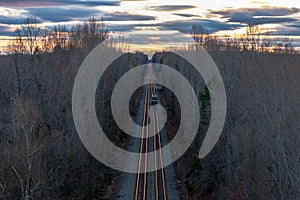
[151,95,158,105]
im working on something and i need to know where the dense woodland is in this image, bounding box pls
[155,26,300,199]
[0,17,146,199]
[0,17,299,199]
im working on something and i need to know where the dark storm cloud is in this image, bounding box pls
[150,5,197,11]
[0,0,120,7]
[160,19,244,34]
[26,7,101,22]
[209,6,300,25]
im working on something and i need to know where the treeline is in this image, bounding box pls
[0,17,146,199]
[8,16,131,54]
[190,24,297,54]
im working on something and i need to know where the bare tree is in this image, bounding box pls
[273,37,295,54]
[15,17,44,55]
[7,97,45,200]
[245,25,262,52]
[191,25,208,46]
[70,17,109,50]
[48,25,69,50]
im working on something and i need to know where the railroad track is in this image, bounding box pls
[134,65,167,200]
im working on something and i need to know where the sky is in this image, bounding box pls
[0,0,300,52]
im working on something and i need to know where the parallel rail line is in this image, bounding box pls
[134,65,167,200]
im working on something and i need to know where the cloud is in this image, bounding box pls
[229,12,297,25]
[0,16,27,25]
[273,22,300,36]
[0,7,156,36]
[272,28,300,36]
[211,6,300,17]
[104,12,156,21]
[209,6,300,25]
[174,14,202,18]
[126,31,190,45]
[160,19,244,34]
[150,5,196,11]
[0,25,15,36]
[109,23,158,32]
[288,21,300,28]
[109,24,137,32]
[23,7,155,23]
[0,0,120,8]
[26,6,101,22]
